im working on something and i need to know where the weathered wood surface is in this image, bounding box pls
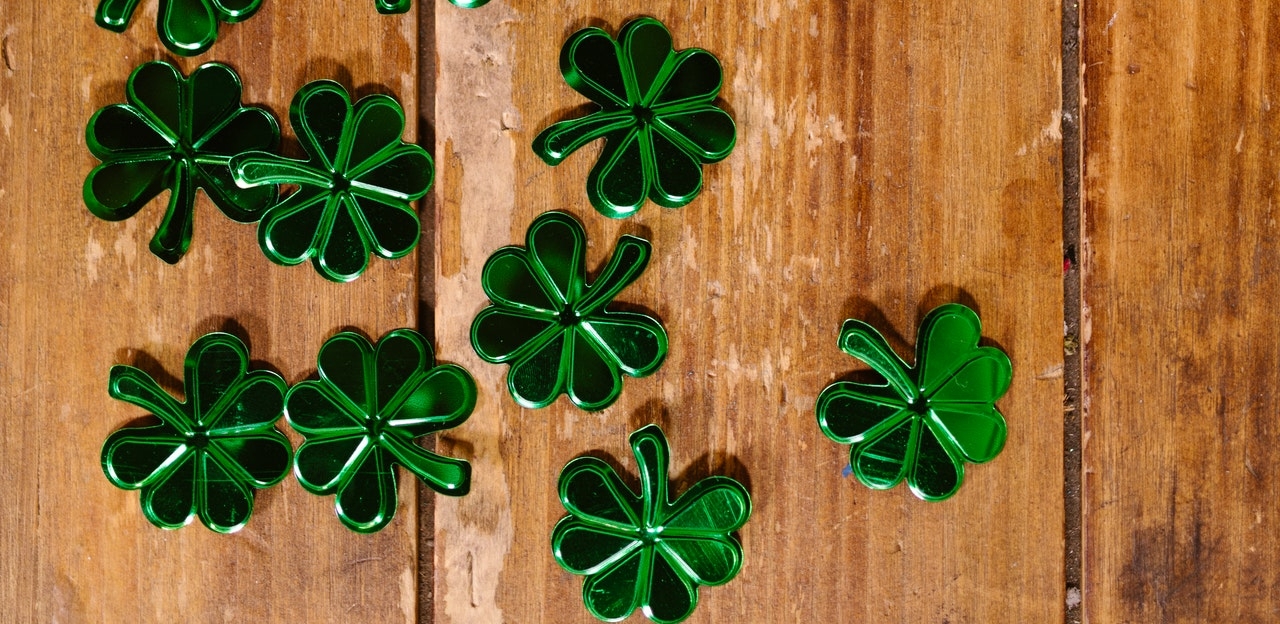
[1081,1,1280,622]
[432,1,1066,622]
[0,1,421,621]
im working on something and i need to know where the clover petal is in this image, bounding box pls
[142,453,198,528]
[554,518,642,574]
[102,425,188,489]
[586,128,649,218]
[908,423,964,501]
[646,127,704,207]
[473,212,665,411]
[534,17,735,218]
[85,61,279,263]
[197,452,255,532]
[286,329,475,532]
[817,303,1011,501]
[334,448,400,532]
[553,425,750,623]
[581,312,668,377]
[101,333,289,532]
[233,81,431,282]
[95,0,261,55]
[652,50,723,109]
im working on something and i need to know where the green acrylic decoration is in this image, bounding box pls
[815,303,1012,501]
[286,329,474,533]
[533,16,736,219]
[553,424,751,624]
[94,0,262,56]
[84,61,279,264]
[230,80,433,283]
[470,211,667,411]
[100,333,291,533]
[378,0,489,12]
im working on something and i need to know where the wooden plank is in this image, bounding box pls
[1082,1,1280,621]
[433,1,1065,621]
[0,2,422,620]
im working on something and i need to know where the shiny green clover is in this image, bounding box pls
[470,211,667,411]
[286,329,474,533]
[95,0,261,56]
[553,424,751,624]
[231,80,432,283]
[101,333,291,533]
[376,0,488,12]
[533,16,736,219]
[84,61,279,264]
[816,303,1012,501]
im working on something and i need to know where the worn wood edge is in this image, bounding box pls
[418,1,438,622]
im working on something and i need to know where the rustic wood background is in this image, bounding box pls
[0,0,1272,621]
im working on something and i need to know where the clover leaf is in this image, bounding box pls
[84,61,279,264]
[533,16,736,218]
[286,329,474,533]
[94,0,262,56]
[470,211,667,411]
[815,303,1012,501]
[553,424,751,624]
[374,0,489,12]
[101,333,291,533]
[231,81,433,283]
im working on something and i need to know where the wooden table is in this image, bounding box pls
[0,0,1273,621]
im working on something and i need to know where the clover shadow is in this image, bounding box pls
[561,16,613,41]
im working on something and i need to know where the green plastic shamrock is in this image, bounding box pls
[84,61,279,264]
[231,80,433,283]
[470,211,667,411]
[375,0,489,13]
[286,329,474,533]
[553,424,751,623]
[100,333,291,533]
[533,16,736,218]
[815,303,1012,501]
[95,0,262,56]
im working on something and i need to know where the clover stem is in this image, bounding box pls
[576,237,652,317]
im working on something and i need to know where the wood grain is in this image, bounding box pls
[1082,1,1280,621]
[0,1,421,621]
[432,1,1065,621]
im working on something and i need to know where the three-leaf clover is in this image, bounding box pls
[286,329,475,533]
[533,17,736,218]
[815,303,1012,501]
[94,0,262,56]
[101,333,291,533]
[470,211,667,411]
[553,424,751,624]
[231,80,433,283]
[84,61,279,264]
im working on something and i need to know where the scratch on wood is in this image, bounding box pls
[1,35,12,72]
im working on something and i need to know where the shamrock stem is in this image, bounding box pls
[630,425,669,529]
[533,110,637,165]
[838,320,919,401]
[109,365,195,432]
[231,152,332,189]
[576,236,652,317]
[382,433,472,496]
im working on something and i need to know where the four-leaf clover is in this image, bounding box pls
[94,0,263,56]
[231,80,433,282]
[533,17,736,218]
[84,61,279,264]
[471,211,668,411]
[815,303,1012,501]
[286,329,475,533]
[553,424,751,623]
[101,333,291,533]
